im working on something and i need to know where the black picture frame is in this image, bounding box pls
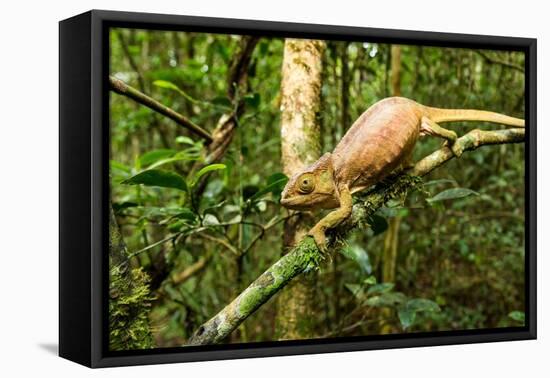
[59,9,537,368]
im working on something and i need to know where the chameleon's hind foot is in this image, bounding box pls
[421,116,461,157]
[443,140,464,158]
[451,142,464,158]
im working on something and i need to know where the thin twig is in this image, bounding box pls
[171,255,212,285]
[241,214,299,255]
[323,317,385,338]
[197,233,240,256]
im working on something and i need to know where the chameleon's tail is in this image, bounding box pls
[423,106,525,127]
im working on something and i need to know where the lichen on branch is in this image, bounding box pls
[188,237,321,345]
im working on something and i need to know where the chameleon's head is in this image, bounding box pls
[280,153,340,211]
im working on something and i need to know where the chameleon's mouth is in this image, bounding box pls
[280,196,309,210]
[280,194,339,211]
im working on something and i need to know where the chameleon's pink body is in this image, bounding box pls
[332,97,422,194]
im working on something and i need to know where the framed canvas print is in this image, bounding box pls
[59,10,537,368]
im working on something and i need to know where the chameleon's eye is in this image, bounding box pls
[298,174,315,194]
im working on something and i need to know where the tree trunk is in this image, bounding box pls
[382,45,403,286]
[382,45,401,282]
[382,44,403,285]
[274,38,325,340]
[381,44,402,333]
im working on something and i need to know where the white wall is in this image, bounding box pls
[1,0,546,376]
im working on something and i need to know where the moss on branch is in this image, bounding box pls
[109,206,155,351]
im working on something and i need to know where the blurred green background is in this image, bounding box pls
[109,28,525,349]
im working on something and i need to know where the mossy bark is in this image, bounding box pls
[275,38,326,340]
[109,205,154,351]
[186,127,525,346]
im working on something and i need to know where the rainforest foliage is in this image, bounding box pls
[109,28,525,349]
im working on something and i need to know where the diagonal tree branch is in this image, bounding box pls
[475,50,525,73]
[109,75,213,143]
[200,36,260,165]
[186,127,525,345]
[190,35,260,196]
[116,31,146,92]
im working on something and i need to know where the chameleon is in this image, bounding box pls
[280,96,525,251]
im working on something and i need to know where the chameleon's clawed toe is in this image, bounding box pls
[308,227,328,254]
[451,143,464,158]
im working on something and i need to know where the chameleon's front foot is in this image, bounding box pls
[307,226,328,254]
[307,185,353,255]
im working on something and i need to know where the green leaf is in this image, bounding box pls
[341,244,372,274]
[368,214,389,235]
[508,311,525,324]
[147,150,201,170]
[427,188,479,203]
[406,298,441,313]
[252,178,288,200]
[225,214,242,224]
[112,201,138,213]
[153,79,180,91]
[193,164,227,186]
[161,208,197,224]
[248,173,289,201]
[110,160,131,174]
[267,172,288,186]
[243,185,260,201]
[167,220,186,232]
[367,282,394,295]
[141,206,185,220]
[365,292,406,307]
[211,96,232,107]
[244,93,261,109]
[398,308,416,330]
[397,298,441,330]
[363,276,377,285]
[122,169,187,192]
[423,178,456,186]
[344,283,362,297]
[138,149,176,168]
[202,213,220,226]
[175,136,196,145]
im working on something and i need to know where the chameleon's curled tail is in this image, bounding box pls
[423,106,525,127]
